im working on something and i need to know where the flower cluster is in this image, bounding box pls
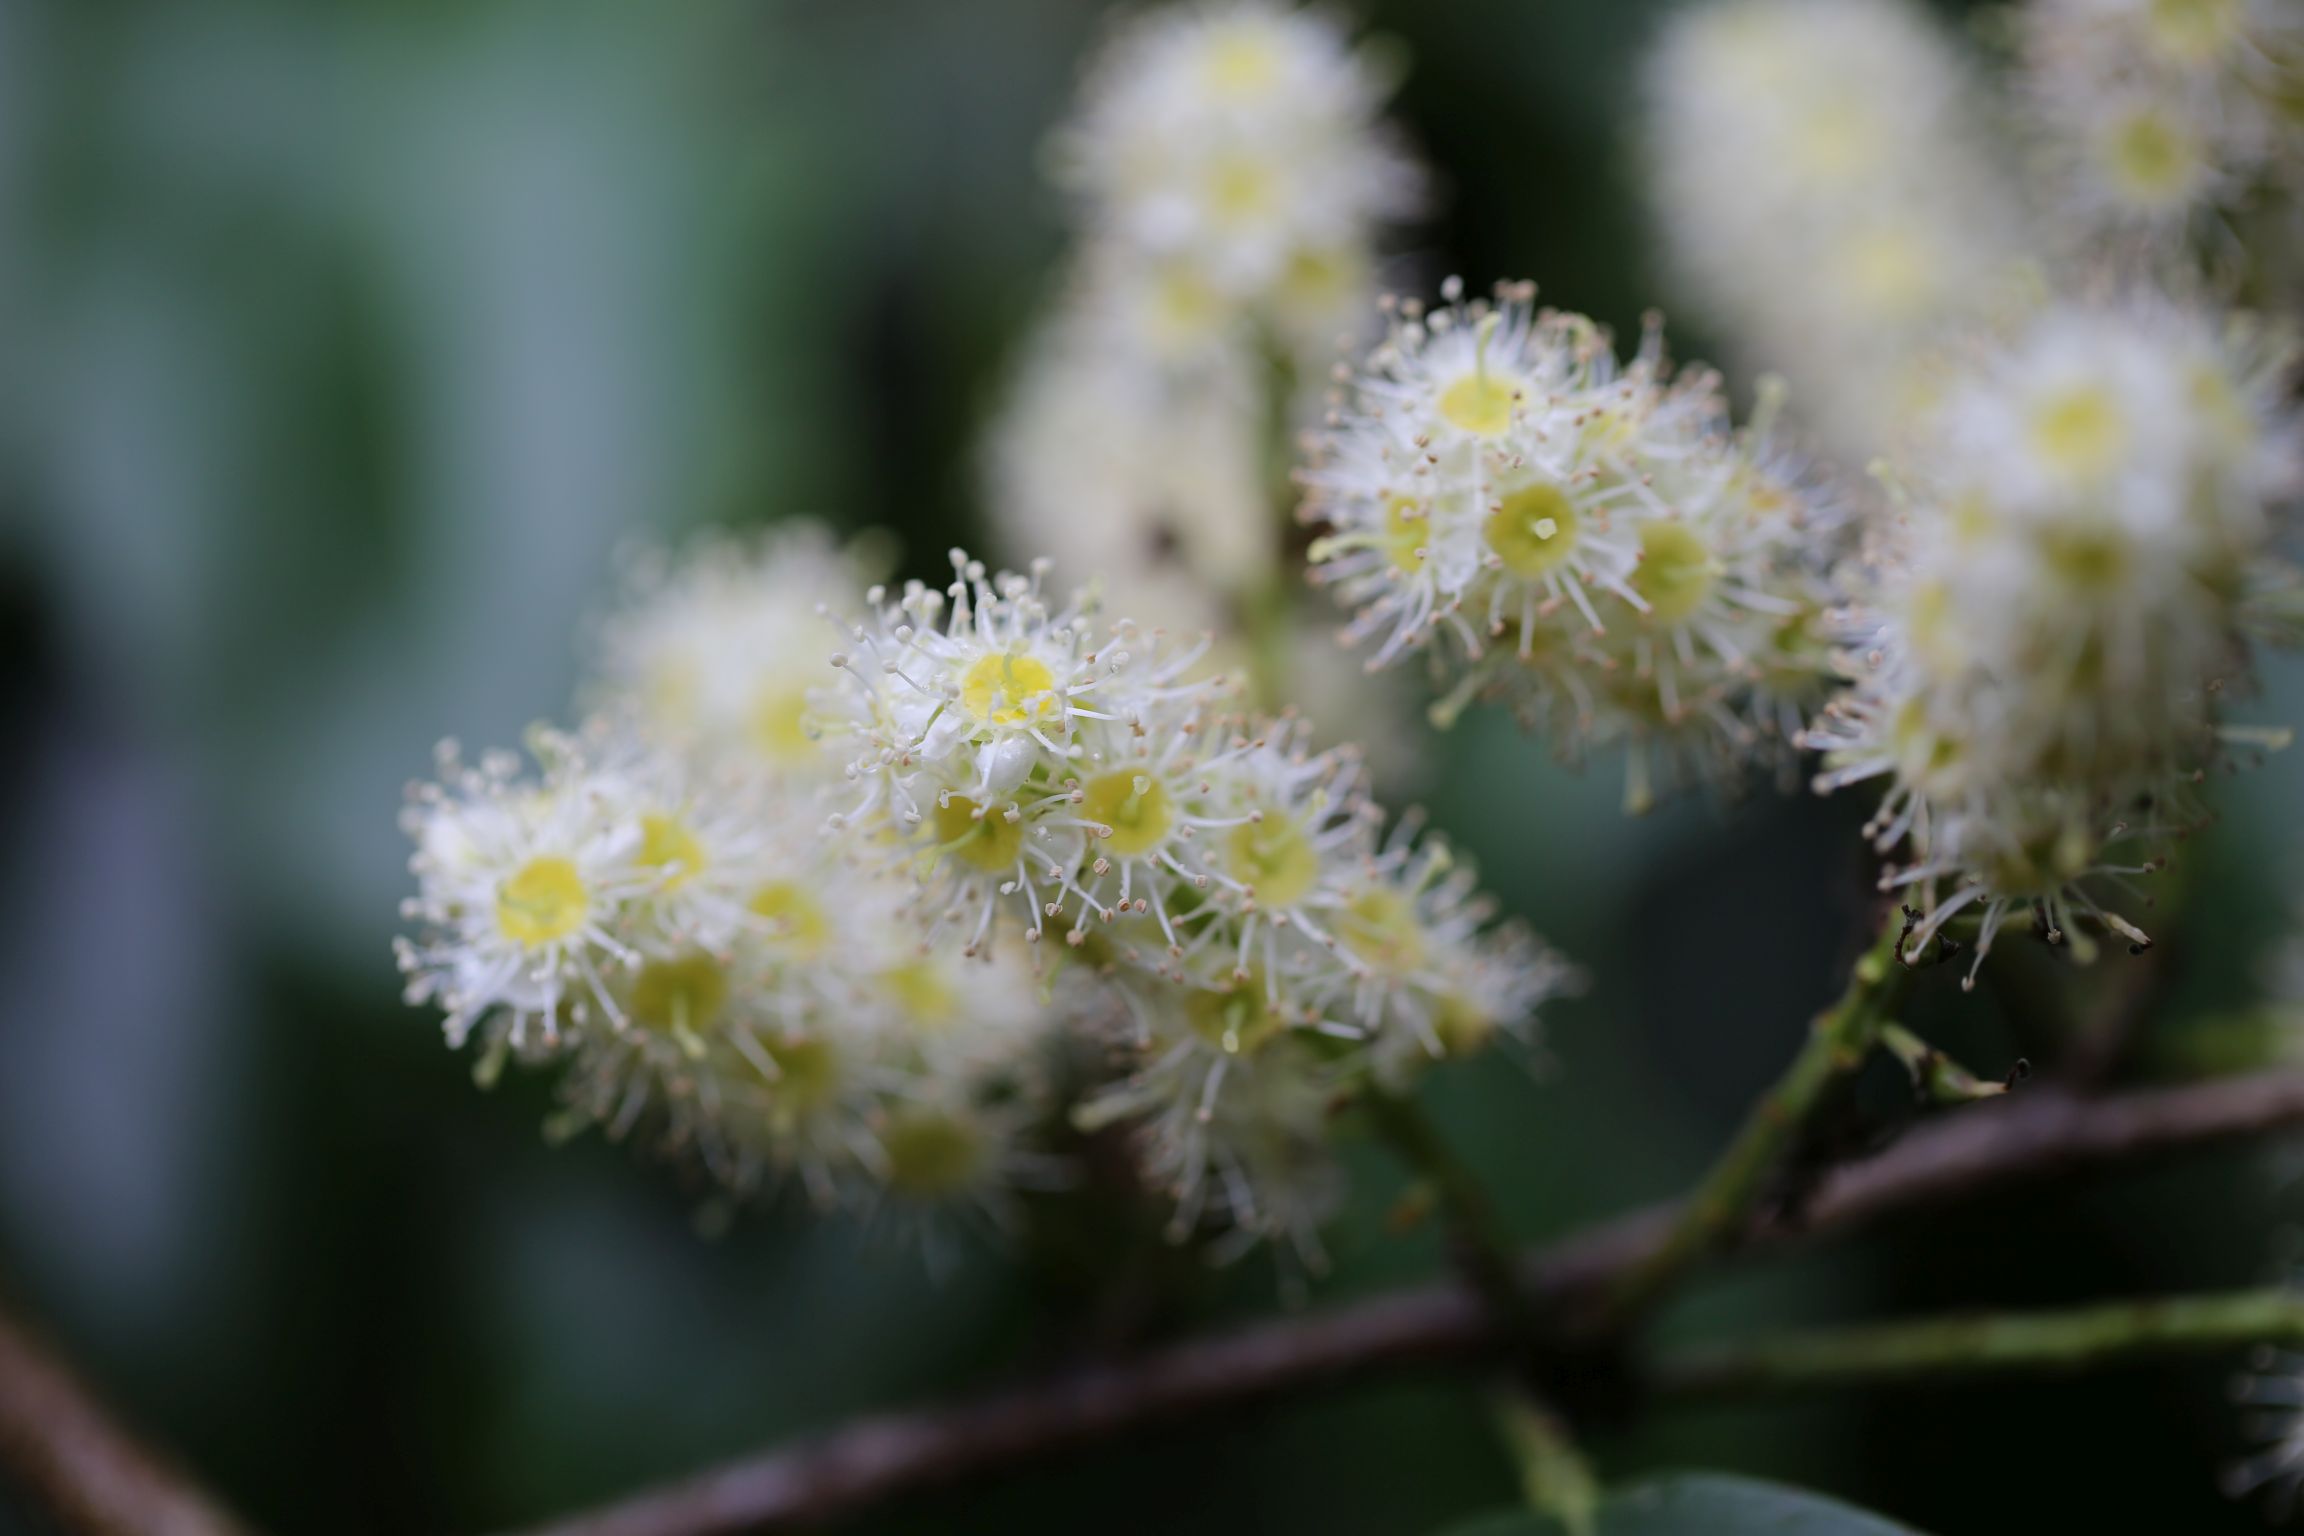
[398,532,1571,1258]
[589,523,879,772]
[984,1,1426,672]
[1049,0,1422,366]
[1804,295,2302,977]
[1303,279,1846,810]
[820,550,1574,1258]
[398,538,1059,1236]
[1643,0,2030,456]
[2016,0,2304,265]
[396,743,1057,1221]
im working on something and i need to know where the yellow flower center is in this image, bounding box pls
[1205,24,1281,95]
[1432,992,1496,1057]
[1208,154,1276,222]
[1438,371,1516,436]
[1788,96,1882,181]
[1225,814,1319,908]
[2146,0,2240,61]
[1186,983,1283,1056]
[931,795,1025,873]
[1381,494,1430,573]
[496,856,588,947]
[2039,523,2132,593]
[1840,225,1933,314]
[2106,108,2199,203]
[748,881,829,956]
[960,651,1058,726]
[628,952,730,1036]
[1629,521,1719,626]
[1082,771,1173,858]
[2029,384,2123,481]
[881,1109,987,1198]
[1977,819,2097,898]
[762,1034,841,1115]
[1150,264,1223,344]
[1484,481,1581,578]
[1280,246,1360,316]
[880,961,957,1024]
[749,682,815,760]
[1339,887,1427,975]
[639,813,707,891]
[1438,312,1516,436]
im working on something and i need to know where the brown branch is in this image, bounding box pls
[500,1070,2304,1536]
[0,1294,249,1536]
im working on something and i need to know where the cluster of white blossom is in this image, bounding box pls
[2016,0,2304,269]
[1049,0,1422,366]
[820,549,1574,1258]
[587,524,881,771]
[1302,279,1847,811]
[398,533,1059,1235]
[1804,295,2302,978]
[985,300,1272,639]
[1643,0,2031,456]
[985,0,1426,688]
[398,532,1570,1257]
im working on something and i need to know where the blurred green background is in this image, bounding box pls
[3,1,2302,1531]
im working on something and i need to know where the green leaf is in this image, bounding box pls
[1433,1472,1924,1536]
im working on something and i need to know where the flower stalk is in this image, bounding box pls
[1365,1086,1598,1535]
[1603,914,1908,1325]
[1364,1084,1545,1352]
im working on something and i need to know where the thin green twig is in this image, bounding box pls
[1655,1287,2304,1401]
[1366,1087,1598,1531]
[1603,914,1909,1326]
[1363,1084,1543,1350]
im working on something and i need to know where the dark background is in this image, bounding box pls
[2,1,2300,1531]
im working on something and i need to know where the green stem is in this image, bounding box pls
[1655,1287,2304,1402]
[1364,1086,1542,1351]
[1878,1022,2015,1104]
[1367,1088,1599,1527]
[1245,341,1300,714]
[1243,568,1296,714]
[1492,1385,1600,1536]
[1604,915,1908,1326]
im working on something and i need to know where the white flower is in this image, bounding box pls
[984,294,1274,638]
[1052,0,1423,363]
[2016,0,2304,259]
[395,732,652,1052]
[545,792,1063,1215]
[817,548,1573,1245]
[1305,280,1846,807]
[825,551,1232,952]
[404,535,1571,1253]
[1307,812,1575,1071]
[1087,996,1349,1266]
[591,743,796,956]
[1643,0,2030,457]
[591,524,875,775]
[1806,294,2302,978]
[1066,724,1576,1252]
